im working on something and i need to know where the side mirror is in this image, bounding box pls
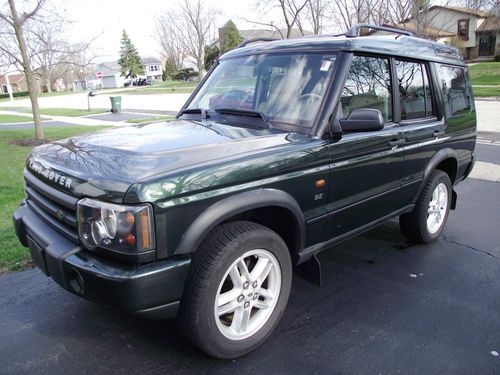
[339,108,384,132]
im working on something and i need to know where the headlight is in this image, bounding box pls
[77,198,155,253]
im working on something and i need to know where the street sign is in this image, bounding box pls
[96,71,103,79]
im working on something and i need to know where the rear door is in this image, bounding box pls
[324,55,404,239]
[394,59,447,204]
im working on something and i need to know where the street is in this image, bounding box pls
[0,90,191,113]
[0,143,498,374]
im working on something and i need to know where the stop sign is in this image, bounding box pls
[96,71,103,79]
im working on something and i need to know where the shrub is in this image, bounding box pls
[0,91,29,99]
[173,68,199,81]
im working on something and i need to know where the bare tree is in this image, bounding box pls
[0,0,46,139]
[253,0,310,38]
[304,0,329,34]
[69,42,101,86]
[154,15,185,71]
[30,21,71,92]
[330,0,374,31]
[456,0,497,11]
[384,0,413,26]
[155,0,219,80]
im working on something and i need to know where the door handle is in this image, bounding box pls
[388,139,405,147]
[433,130,445,137]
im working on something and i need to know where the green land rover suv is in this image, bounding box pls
[13,24,476,358]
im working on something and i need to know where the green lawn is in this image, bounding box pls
[126,116,175,124]
[111,80,198,95]
[153,80,198,89]
[1,107,108,117]
[0,114,34,123]
[472,86,500,97]
[469,62,500,85]
[40,108,108,117]
[0,90,78,102]
[0,126,110,274]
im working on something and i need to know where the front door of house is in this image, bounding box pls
[479,32,495,56]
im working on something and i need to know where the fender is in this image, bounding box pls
[412,148,458,204]
[175,188,305,255]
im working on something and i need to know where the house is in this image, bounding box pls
[0,73,28,94]
[73,73,102,91]
[142,57,163,80]
[99,61,127,89]
[372,5,500,60]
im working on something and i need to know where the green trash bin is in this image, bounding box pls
[110,96,122,113]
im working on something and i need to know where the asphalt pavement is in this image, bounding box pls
[0,144,499,375]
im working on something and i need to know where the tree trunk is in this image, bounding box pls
[45,77,52,93]
[8,0,44,140]
[197,59,204,80]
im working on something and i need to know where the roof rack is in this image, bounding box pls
[238,37,279,48]
[346,24,413,38]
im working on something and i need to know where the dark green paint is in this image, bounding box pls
[20,35,476,265]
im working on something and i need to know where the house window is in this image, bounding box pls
[457,19,469,41]
[2,85,7,93]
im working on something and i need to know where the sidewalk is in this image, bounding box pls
[0,109,127,128]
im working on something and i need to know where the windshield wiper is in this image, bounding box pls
[213,108,272,128]
[177,107,208,119]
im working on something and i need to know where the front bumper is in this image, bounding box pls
[13,203,190,319]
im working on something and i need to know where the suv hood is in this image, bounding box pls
[27,120,301,201]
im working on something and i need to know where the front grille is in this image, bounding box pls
[24,170,79,243]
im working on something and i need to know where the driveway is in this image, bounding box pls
[0,143,499,374]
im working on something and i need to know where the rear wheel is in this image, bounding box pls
[400,170,452,243]
[180,221,292,359]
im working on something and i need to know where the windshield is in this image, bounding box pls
[187,53,337,128]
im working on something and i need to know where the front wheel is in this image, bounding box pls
[400,169,452,243]
[179,221,292,359]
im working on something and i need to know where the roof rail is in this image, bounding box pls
[346,23,413,38]
[238,37,279,48]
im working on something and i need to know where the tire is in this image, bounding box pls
[400,169,452,243]
[179,220,292,359]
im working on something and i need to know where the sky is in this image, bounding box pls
[60,0,280,63]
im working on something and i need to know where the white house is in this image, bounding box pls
[142,57,163,81]
[99,61,127,89]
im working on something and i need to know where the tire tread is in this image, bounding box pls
[180,220,285,358]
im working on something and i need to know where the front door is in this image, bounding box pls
[479,32,495,57]
[325,55,404,239]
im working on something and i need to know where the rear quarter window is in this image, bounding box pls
[438,65,472,117]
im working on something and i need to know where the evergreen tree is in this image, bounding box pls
[118,30,144,78]
[203,45,219,71]
[162,57,178,81]
[220,20,242,54]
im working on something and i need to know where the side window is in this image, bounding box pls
[341,56,392,122]
[396,60,434,120]
[438,65,471,117]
